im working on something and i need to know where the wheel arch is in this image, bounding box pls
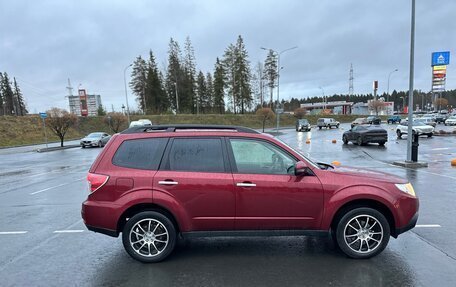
[117,203,180,235]
[330,199,397,238]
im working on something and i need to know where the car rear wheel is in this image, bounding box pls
[396,130,402,139]
[122,211,177,263]
[336,207,390,259]
[81,145,85,149]
[343,135,348,145]
[379,141,385,146]
[319,126,322,130]
[427,133,433,138]
[336,124,340,128]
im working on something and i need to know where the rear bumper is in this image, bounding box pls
[395,212,418,237]
[81,200,120,236]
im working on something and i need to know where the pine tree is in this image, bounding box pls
[196,71,207,114]
[12,77,27,115]
[1,72,14,115]
[263,49,278,107]
[146,51,168,113]
[205,72,214,113]
[129,56,148,113]
[213,58,225,114]
[165,38,184,113]
[234,35,252,114]
[222,43,238,113]
[183,36,197,113]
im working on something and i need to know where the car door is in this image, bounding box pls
[228,138,324,230]
[153,137,235,231]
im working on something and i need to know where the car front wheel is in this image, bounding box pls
[122,211,177,263]
[427,133,433,138]
[336,207,390,259]
[396,130,402,139]
[343,135,348,145]
[357,136,363,146]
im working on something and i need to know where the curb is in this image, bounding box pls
[36,144,80,153]
[391,161,428,168]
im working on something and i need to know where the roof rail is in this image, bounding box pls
[121,124,260,134]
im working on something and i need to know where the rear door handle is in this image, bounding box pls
[236,182,256,187]
[158,180,179,186]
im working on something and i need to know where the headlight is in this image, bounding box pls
[395,183,416,197]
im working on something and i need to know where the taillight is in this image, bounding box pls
[87,172,109,193]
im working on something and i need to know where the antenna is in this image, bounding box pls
[66,78,73,97]
[349,63,354,96]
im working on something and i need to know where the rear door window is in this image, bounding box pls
[165,138,226,172]
[112,138,168,170]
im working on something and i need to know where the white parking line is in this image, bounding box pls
[53,230,84,233]
[430,147,450,151]
[0,231,28,235]
[29,177,86,195]
[415,224,441,228]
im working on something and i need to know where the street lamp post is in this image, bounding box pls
[319,86,326,111]
[174,82,179,114]
[387,69,398,111]
[261,46,298,132]
[123,64,133,124]
[406,0,415,162]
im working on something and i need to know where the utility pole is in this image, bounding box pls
[406,0,416,162]
[349,63,354,96]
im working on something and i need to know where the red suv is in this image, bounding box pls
[81,125,418,262]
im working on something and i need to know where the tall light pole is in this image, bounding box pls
[261,46,298,132]
[387,68,398,105]
[406,0,415,162]
[319,86,326,110]
[123,63,132,124]
[174,82,179,114]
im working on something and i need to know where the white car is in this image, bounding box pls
[396,120,434,139]
[129,119,153,128]
[444,116,456,126]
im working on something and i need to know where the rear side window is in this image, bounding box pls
[166,138,225,172]
[112,138,168,170]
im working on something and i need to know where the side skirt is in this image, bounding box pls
[181,229,329,239]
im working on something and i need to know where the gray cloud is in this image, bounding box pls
[1,0,455,113]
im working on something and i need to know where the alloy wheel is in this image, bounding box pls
[129,219,169,258]
[343,214,383,254]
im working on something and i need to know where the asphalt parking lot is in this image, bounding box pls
[0,123,455,287]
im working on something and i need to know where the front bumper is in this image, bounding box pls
[395,212,418,236]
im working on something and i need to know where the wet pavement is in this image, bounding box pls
[0,123,455,286]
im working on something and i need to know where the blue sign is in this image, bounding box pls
[39,112,47,119]
[432,51,450,66]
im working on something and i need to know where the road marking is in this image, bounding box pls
[29,178,86,195]
[53,230,84,233]
[431,147,450,151]
[415,224,441,228]
[0,231,28,235]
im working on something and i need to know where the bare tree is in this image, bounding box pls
[368,100,385,116]
[293,107,307,119]
[256,107,275,132]
[45,108,78,147]
[104,112,128,133]
[434,97,448,111]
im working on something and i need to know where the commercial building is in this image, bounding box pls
[68,89,102,116]
[300,101,353,115]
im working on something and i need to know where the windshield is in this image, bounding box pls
[299,119,308,124]
[87,133,103,138]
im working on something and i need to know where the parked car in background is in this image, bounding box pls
[396,120,434,138]
[435,114,446,124]
[387,115,401,124]
[317,118,340,129]
[129,119,153,128]
[444,116,456,126]
[80,132,111,148]
[296,119,311,132]
[366,116,381,125]
[343,125,388,146]
[420,117,436,127]
[351,118,368,129]
[82,124,419,263]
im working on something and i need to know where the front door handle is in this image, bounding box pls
[236,182,256,187]
[158,180,179,186]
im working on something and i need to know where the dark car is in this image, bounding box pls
[82,124,418,263]
[296,119,311,132]
[387,115,401,124]
[80,132,111,148]
[342,125,388,146]
[351,117,368,129]
[435,114,446,124]
[367,116,381,125]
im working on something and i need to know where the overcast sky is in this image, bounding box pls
[1,0,455,113]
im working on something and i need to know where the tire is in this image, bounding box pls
[122,211,177,263]
[396,130,402,139]
[357,136,364,146]
[335,207,390,259]
[427,133,433,138]
[98,141,102,148]
[379,141,385,146]
[81,145,85,149]
[319,126,322,130]
[343,135,348,145]
[336,124,340,128]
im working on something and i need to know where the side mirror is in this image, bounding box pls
[294,161,308,176]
